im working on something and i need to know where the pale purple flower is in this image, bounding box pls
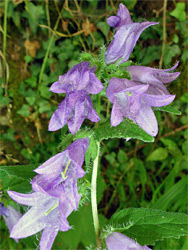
[32,138,90,210]
[106,232,151,250]
[8,188,77,250]
[105,4,158,65]
[0,202,10,216]
[50,61,103,94]
[127,62,180,95]
[48,90,100,134]
[106,78,175,136]
[1,204,22,243]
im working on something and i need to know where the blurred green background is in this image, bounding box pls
[0,0,187,249]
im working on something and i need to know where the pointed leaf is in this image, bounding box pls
[107,207,188,246]
[94,119,154,142]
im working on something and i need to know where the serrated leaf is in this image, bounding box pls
[0,164,38,192]
[153,105,181,115]
[108,207,188,246]
[94,119,154,142]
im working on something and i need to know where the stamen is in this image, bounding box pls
[61,160,71,180]
[126,91,132,96]
[45,202,59,216]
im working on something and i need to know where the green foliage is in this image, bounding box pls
[94,119,154,142]
[106,208,188,246]
[170,3,186,22]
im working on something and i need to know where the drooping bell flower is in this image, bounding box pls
[105,4,158,65]
[50,61,103,94]
[106,232,151,250]
[106,78,175,136]
[8,187,77,250]
[1,203,22,243]
[127,62,180,95]
[32,138,90,210]
[48,90,100,134]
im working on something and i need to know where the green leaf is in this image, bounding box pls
[97,22,110,37]
[17,104,30,117]
[151,177,188,211]
[153,105,181,115]
[146,147,168,161]
[0,164,38,192]
[164,44,181,66]
[107,207,188,246]
[170,3,186,22]
[94,119,154,142]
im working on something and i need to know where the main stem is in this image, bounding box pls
[91,141,101,249]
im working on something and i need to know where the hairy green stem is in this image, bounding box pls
[91,141,101,248]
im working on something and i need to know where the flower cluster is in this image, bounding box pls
[8,138,90,250]
[105,4,180,136]
[49,62,103,134]
[5,3,180,250]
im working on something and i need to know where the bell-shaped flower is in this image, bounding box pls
[106,232,151,250]
[127,62,180,95]
[8,187,78,250]
[2,205,22,243]
[48,90,100,134]
[50,62,103,95]
[106,78,175,136]
[31,138,90,210]
[105,4,158,65]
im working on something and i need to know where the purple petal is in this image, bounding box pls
[143,94,175,107]
[135,102,158,136]
[7,191,43,206]
[59,196,73,231]
[127,63,180,91]
[10,207,47,239]
[105,22,158,65]
[107,16,121,27]
[40,225,59,250]
[106,78,136,103]
[111,99,124,127]
[48,97,72,131]
[3,206,22,232]
[0,202,10,217]
[67,138,90,171]
[117,3,132,26]
[34,152,67,176]
[87,72,103,94]
[68,98,85,135]
[50,80,67,93]
[153,71,180,84]
[106,232,151,250]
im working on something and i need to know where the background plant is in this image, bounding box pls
[0,0,187,249]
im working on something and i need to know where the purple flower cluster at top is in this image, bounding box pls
[106,232,151,250]
[8,138,90,250]
[49,62,103,134]
[105,4,180,136]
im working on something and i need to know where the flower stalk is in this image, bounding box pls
[91,141,101,248]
